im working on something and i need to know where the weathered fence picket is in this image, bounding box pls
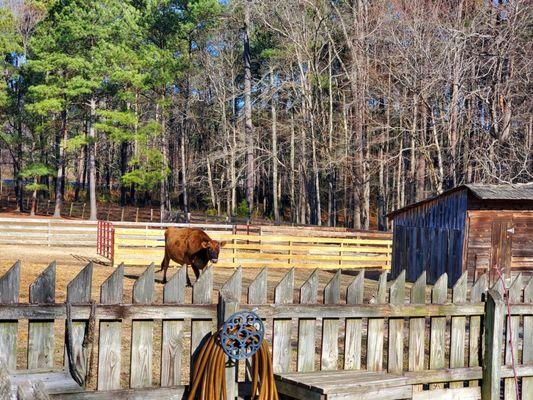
[0,261,20,371]
[28,262,56,370]
[321,270,341,371]
[297,269,318,372]
[97,264,123,390]
[366,271,387,371]
[388,270,405,373]
[408,270,426,392]
[272,268,294,373]
[429,272,447,390]
[65,263,93,387]
[130,264,154,388]
[523,278,533,400]
[343,270,364,371]
[469,272,488,388]
[504,274,522,400]
[161,265,186,387]
[450,271,467,388]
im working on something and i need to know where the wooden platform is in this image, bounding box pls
[275,370,411,400]
[9,370,83,399]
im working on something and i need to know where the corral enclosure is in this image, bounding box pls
[105,223,392,270]
[0,259,532,399]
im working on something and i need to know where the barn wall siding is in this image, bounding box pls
[465,210,533,284]
[391,190,468,285]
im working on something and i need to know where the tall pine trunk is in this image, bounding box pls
[244,0,254,217]
[53,109,67,218]
[88,98,98,221]
[270,65,279,223]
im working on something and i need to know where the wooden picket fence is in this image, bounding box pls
[111,227,392,270]
[0,262,531,399]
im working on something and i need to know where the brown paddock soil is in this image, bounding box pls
[0,244,386,389]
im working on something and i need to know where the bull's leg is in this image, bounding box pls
[160,250,170,284]
[185,265,193,287]
[192,265,201,281]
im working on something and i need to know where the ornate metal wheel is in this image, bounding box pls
[219,311,264,360]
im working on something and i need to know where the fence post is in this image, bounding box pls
[482,289,504,400]
[217,288,239,400]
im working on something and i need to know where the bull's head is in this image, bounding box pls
[201,240,226,263]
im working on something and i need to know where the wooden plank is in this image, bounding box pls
[97,265,123,391]
[117,240,392,254]
[429,272,447,390]
[115,229,392,245]
[387,270,405,373]
[130,265,154,388]
[297,270,318,372]
[28,262,56,370]
[0,261,20,371]
[67,263,93,303]
[131,264,154,304]
[52,386,186,399]
[344,271,364,370]
[65,263,93,386]
[469,272,488,388]
[367,271,387,371]
[275,379,323,400]
[328,386,411,400]
[160,267,187,387]
[523,277,533,400]
[450,271,467,388]
[504,274,521,400]
[248,268,267,304]
[273,268,294,373]
[412,387,481,400]
[409,270,426,392]
[221,267,242,303]
[481,290,504,400]
[218,276,241,400]
[321,270,341,371]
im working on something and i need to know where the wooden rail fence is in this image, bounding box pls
[111,227,392,270]
[0,262,531,399]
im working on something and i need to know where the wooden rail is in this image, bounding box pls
[0,263,531,399]
[112,227,393,269]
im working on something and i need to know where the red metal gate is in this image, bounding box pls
[97,220,114,262]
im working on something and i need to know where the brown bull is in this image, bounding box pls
[159,227,225,285]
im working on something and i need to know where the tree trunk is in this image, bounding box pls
[244,0,254,217]
[416,103,427,201]
[289,112,296,222]
[180,132,188,216]
[206,156,217,210]
[88,98,98,221]
[53,109,67,218]
[270,66,279,223]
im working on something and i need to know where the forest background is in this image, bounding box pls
[0,0,531,229]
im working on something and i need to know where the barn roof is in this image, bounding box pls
[387,182,533,218]
[464,183,533,200]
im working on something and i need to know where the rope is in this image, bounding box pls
[189,332,278,400]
